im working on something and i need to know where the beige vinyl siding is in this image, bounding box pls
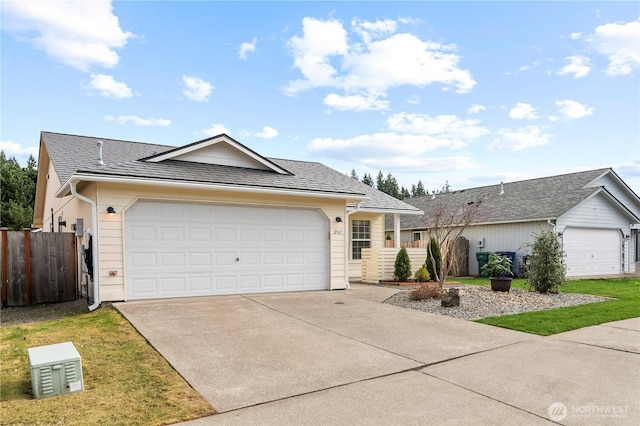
[348,212,385,280]
[96,183,348,301]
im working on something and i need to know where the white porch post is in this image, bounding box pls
[394,213,401,248]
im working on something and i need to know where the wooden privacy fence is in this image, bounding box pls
[370,237,469,281]
[1,229,77,307]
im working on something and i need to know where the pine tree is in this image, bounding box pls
[400,187,411,199]
[350,169,359,180]
[362,173,374,187]
[375,171,385,191]
[414,180,426,197]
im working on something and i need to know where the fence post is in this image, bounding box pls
[23,229,32,306]
[1,228,8,308]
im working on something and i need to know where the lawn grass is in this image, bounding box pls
[451,277,640,335]
[1,307,214,425]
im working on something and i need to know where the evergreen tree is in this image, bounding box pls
[400,187,411,199]
[362,173,374,187]
[350,169,359,180]
[414,180,426,197]
[0,152,37,230]
[384,172,400,199]
[375,171,385,191]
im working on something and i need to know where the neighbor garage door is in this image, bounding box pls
[564,227,621,277]
[124,201,328,300]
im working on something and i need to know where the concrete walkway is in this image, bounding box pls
[114,284,639,425]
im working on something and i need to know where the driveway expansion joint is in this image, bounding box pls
[420,372,557,425]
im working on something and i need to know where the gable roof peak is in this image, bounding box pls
[140,133,292,175]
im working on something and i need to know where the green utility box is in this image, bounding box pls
[475,251,490,277]
[28,342,84,399]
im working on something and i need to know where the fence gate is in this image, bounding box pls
[1,229,77,307]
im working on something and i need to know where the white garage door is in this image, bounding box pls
[125,201,328,300]
[564,228,621,277]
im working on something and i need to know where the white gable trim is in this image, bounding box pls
[143,134,290,175]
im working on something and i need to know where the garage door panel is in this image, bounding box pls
[188,227,211,241]
[215,276,237,290]
[215,228,236,242]
[564,228,621,276]
[126,201,328,299]
[189,276,212,292]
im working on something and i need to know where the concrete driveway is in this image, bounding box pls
[114,284,639,425]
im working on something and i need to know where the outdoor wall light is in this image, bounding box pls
[107,207,116,215]
[335,216,342,223]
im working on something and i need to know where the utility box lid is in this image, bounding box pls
[28,342,80,366]
[28,342,84,399]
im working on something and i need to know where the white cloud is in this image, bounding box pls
[556,55,591,78]
[182,75,214,102]
[307,112,488,168]
[387,112,489,140]
[105,115,171,127]
[2,0,133,71]
[351,17,397,43]
[324,93,389,111]
[570,32,582,40]
[587,18,640,75]
[246,126,279,139]
[239,37,257,60]
[309,132,463,159]
[509,103,538,120]
[285,17,349,95]
[554,99,595,119]
[0,140,39,160]
[202,124,231,137]
[407,95,421,105]
[489,126,552,151]
[285,17,475,111]
[85,73,132,99]
[468,104,486,114]
[358,155,482,171]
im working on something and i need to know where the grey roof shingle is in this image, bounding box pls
[385,169,615,230]
[41,132,421,214]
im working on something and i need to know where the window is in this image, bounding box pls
[413,232,421,241]
[352,219,371,260]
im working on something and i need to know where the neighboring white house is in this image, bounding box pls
[385,169,640,277]
[33,132,421,305]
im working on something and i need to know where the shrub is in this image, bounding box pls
[526,228,566,293]
[394,247,412,281]
[414,264,430,282]
[481,252,513,278]
[409,283,446,300]
[425,237,442,281]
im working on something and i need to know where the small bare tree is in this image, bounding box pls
[424,197,483,288]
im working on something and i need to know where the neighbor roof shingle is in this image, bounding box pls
[385,169,614,230]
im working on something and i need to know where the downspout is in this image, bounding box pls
[70,180,100,311]
[344,202,362,289]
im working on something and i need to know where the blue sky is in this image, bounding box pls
[2,1,639,194]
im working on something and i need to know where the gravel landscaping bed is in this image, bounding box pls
[383,284,609,320]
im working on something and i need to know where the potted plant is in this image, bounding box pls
[481,252,514,292]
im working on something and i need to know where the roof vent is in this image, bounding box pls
[499,181,504,195]
[431,192,436,200]
[97,141,104,166]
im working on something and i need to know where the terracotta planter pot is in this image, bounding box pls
[490,277,512,292]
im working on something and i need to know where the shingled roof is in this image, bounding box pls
[41,131,421,214]
[385,168,627,230]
